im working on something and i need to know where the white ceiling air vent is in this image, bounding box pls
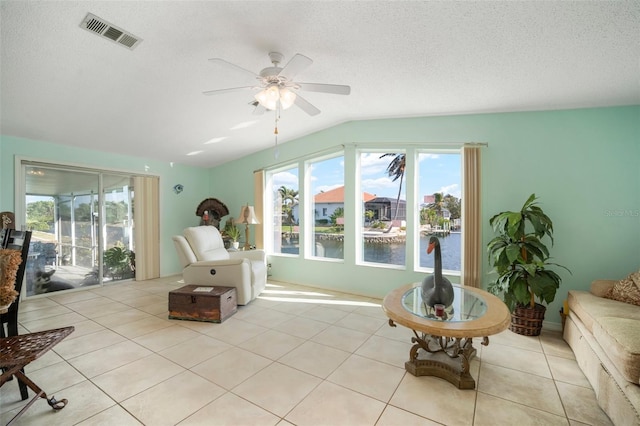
[80,13,142,50]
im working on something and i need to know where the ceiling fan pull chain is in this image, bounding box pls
[273,106,280,159]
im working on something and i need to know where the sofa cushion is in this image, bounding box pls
[568,290,640,334]
[565,302,640,425]
[590,279,616,297]
[593,317,640,384]
[604,270,640,306]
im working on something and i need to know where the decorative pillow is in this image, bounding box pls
[0,249,23,308]
[604,270,640,307]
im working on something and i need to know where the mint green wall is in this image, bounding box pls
[0,135,212,276]
[2,106,638,327]
[210,106,640,326]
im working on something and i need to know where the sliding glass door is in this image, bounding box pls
[22,163,137,296]
[102,174,135,282]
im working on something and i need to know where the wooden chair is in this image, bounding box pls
[0,327,74,424]
[1,229,32,401]
[1,229,32,338]
[0,230,75,423]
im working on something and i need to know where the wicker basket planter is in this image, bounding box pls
[509,303,546,336]
[488,195,570,337]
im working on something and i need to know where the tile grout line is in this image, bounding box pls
[3,278,603,425]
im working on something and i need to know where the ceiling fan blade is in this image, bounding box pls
[203,86,255,96]
[208,58,258,78]
[298,83,351,95]
[294,94,321,116]
[252,103,266,115]
[278,53,313,80]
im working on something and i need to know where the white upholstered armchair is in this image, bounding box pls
[172,226,266,305]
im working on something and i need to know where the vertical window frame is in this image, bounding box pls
[356,148,408,269]
[415,148,462,276]
[304,152,345,262]
[265,163,300,257]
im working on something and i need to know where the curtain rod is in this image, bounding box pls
[254,141,488,172]
[353,142,489,147]
[255,144,346,173]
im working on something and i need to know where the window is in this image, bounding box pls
[359,151,406,267]
[264,147,463,275]
[418,152,461,272]
[307,155,344,260]
[268,166,299,255]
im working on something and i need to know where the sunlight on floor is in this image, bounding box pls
[260,289,335,297]
[259,286,381,307]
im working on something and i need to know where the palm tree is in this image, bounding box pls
[432,192,444,217]
[278,186,298,205]
[278,186,299,234]
[330,207,345,231]
[380,153,406,232]
[419,206,434,226]
[423,192,448,230]
[364,209,375,225]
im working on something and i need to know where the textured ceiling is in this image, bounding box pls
[1,1,639,168]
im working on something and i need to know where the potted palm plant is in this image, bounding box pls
[487,194,570,336]
[223,219,241,249]
[104,245,135,280]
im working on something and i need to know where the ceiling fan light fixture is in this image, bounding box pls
[254,84,296,111]
[279,88,297,110]
[205,52,350,117]
[255,84,279,110]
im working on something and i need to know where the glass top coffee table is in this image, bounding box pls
[382,282,510,389]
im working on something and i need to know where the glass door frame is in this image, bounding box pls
[14,157,140,298]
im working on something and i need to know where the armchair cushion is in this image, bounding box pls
[173,235,197,268]
[183,226,229,261]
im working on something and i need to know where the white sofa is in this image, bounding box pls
[564,279,640,425]
[172,226,266,305]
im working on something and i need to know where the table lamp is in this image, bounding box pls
[235,204,259,250]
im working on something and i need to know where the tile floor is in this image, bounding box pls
[1,276,612,425]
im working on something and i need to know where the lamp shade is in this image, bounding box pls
[235,205,259,225]
[254,85,279,110]
[254,85,296,111]
[279,88,297,110]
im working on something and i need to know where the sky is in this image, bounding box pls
[272,152,461,202]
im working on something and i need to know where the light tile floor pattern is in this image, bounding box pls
[1,276,613,425]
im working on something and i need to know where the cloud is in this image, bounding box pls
[272,171,298,188]
[360,153,396,176]
[418,153,440,162]
[361,177,401,196]
[439,183,461,199]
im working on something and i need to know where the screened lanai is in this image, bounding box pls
[23,164,136,296]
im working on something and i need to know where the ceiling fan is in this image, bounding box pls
[203,52,350,116]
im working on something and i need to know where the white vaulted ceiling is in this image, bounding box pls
[1,1,639,167]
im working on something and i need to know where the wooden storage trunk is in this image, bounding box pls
[169,285,237,323]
